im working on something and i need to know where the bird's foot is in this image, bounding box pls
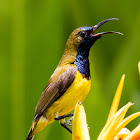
[54,113,74,133]
[60,119,72,133]
[67,116,73,126]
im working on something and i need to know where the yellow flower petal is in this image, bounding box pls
[114,128,130,140]
[113,112,140,138]
[107,74,125,122]
[138,61,140,75]
[97,102,133,140]
[72,101,90,140]
[124,124,140,140]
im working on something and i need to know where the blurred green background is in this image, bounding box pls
[1,0,140,140]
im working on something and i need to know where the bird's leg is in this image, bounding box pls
[59,119,72,133]
[67,116,73,126]
[54,113,74,120]
[54,112,74,133]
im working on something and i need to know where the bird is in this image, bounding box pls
[26,18,122,140]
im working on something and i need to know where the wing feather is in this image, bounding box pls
[34,64,77,118]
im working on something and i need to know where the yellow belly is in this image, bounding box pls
[45,70,91,122]
[31,70,91,137]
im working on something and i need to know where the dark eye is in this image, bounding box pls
[79,31,87,37]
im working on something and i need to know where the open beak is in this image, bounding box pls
[92,18,123,37]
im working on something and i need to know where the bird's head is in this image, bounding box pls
[66,18,122,51]
[60,18,122,65]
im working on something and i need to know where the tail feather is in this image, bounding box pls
[26,128,34,140]
[26,136,34,140]
[26,116,51,140]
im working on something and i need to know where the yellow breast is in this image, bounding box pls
[46,70,91,121]
[31,70,91,137]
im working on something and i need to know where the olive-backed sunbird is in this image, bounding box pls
[26,18,122,140]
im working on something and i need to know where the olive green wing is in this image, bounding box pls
[34,65,77,119]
